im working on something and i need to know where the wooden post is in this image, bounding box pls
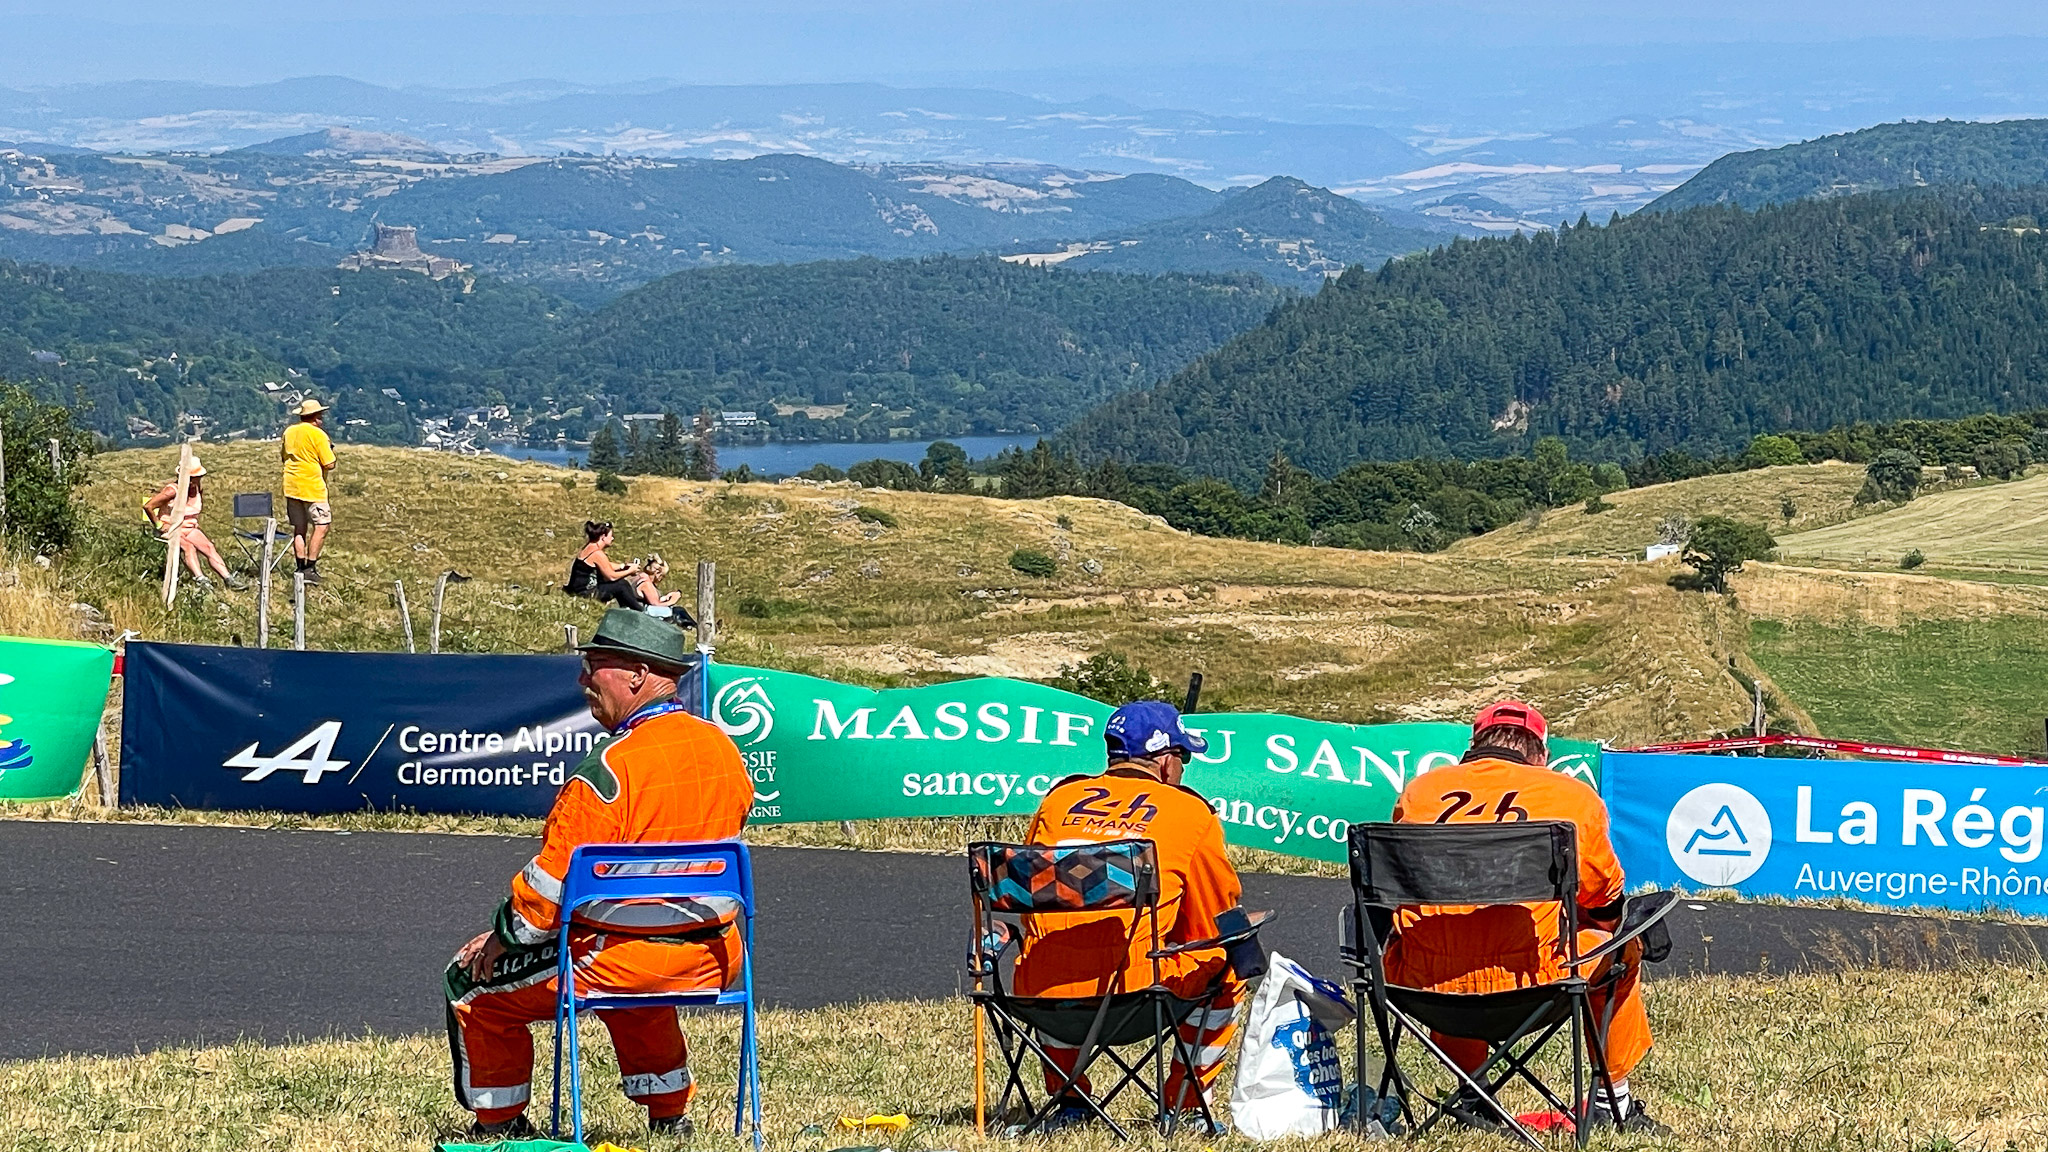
[564,624,578,653]
[159,444,196,607]
[256,517,275,648]
[92,724,115,808]
[293,570,306,650]
[0,418,8,547]
[431,571,469,653]
[1752,680,1767,737]
[695,560,717,654]
[395,580,416,653]
[47,438,61,480]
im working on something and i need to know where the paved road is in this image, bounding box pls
[6,821,2046,1060]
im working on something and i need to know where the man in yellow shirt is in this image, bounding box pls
[281,398,337,585]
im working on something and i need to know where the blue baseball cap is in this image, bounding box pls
[1104,700,1208,759]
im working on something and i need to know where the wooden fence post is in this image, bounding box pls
[256,517,275,648]
[0,419,9,547]
[92,723,115,808]
[47,437,61,480]
[431,570,469,654]
[159,443,196,607]
[695,560,717,654]
[293,570,306,650]
[395,580,416,653]
[564,624,578,653]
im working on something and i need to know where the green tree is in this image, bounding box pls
[587,422,623,472]
[0,383,94,553]
[1859,449,1923,503]
[1000,441,1082,499]
[1682,515,1776,592]
[1972,440,2032,481]
[918,440,971,491]
[847,458,923,491]
[1745,434,1805,467]
[1259,451,1315,509]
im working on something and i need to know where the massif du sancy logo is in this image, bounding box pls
[712,677,776,747]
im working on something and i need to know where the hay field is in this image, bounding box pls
[1448,464,1866,561]
[47,443,1756,746]
[1776,471,2048,573]
[5,964,2046,1151]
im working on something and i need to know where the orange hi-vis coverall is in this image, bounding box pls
[445,697,753,1125]
[1384,756,1652,1080]
[1012,768,1245,1109]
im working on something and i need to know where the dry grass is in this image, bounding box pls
[5,964,2046,1151]
[1449,465,1867,561]
[1776,470,2048,573]
[51,444,1757,747]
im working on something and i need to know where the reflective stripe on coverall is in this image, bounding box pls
[445,699,753,1124]
[1013,768,1246,1109]
[1385,757,1652,1079]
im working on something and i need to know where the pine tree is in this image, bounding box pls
[588,422,623,472]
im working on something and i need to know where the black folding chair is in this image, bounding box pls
[228,492,292,573]
[966,839,1258,1141]
[1341,821,1675,1148]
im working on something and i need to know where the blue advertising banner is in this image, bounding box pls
[120,642,701,816]
[1606,751,2048,916]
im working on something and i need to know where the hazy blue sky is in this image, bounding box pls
[11,0,2048,90]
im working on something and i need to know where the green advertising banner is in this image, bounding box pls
[707,663,1599,864]
[0,636,115,802]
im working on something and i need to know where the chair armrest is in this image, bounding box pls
[1575,890,1679,967]
[1147,909,1274,958]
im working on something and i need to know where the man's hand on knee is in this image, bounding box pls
[456,930,508,981]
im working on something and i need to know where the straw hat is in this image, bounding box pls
[294,398,330,417]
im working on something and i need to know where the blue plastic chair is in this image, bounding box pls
[549,840,763,1149]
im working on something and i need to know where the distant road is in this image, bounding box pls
[5,821,2044,1060]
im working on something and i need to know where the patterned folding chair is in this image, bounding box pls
[549,841,763,1151]
[966,839,1254,1141]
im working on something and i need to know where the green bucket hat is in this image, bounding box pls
[576,608,693,672]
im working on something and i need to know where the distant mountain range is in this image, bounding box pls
[0,77,1762,225]
[0,137,1468,294]
[1649,118,2048,212]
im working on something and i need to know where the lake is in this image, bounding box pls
[493,434,1043,474]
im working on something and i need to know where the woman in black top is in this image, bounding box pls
[565,520,647,608]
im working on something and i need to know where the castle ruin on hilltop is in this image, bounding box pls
[338,224,469,280]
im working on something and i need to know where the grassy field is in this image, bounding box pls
[31,443,1762,746]
[5,963,2046,1152]
[1776,470,2048,573]
[1447,464,1867,561]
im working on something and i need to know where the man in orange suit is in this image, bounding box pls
[1386,700,1664,1135]
[444,610,751,1139]
[1013,700,1248,1134]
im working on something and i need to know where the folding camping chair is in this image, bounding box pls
[550,841,763,1150]
[1341,821,1675,1148]
[966,838,1260,1141]
[228,492,293,573]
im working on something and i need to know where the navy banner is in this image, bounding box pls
[1607,751,2048,917]
[120,642,702,816]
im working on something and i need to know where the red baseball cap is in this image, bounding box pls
[1473,699,1547,742]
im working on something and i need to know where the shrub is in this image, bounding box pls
[797,463,847,482]
[1745,434,1805,467]
[0,383,94,554]
[559,476,577,491]
[852,505,899,528]
[1973,440,2032,481]
[1583,494,1613,515]
[1047,652,1172,706]
[1780,497,1797,522]
[1008,547,1056,578]
[594,470,628,496]
[1681,515,1776,592]
[846,458,923,491]
[1901,548,1926,570]
[1056,514,1073,530]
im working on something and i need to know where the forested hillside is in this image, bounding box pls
[518,256,1285,440]
[1649,119,2048,211]
[0,256,1283,444]
[1067,186,2048,483]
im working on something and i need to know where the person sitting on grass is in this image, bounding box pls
[626,554,699,626]
[142,459,246,591]
[564,520,646,608]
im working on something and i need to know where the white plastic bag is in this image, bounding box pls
[1228,951,1355,1140]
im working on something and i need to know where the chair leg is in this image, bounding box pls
[550,992,566,1137]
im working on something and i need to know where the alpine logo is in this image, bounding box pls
[713,677,775,747]
[1666,782,1772,885]
[225,721,352,784]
